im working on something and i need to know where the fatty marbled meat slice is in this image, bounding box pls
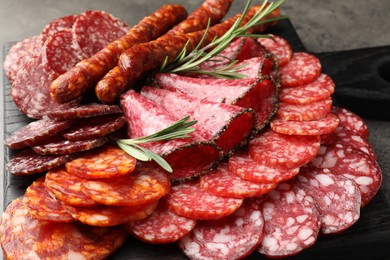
[45,103,122,120]
[331,106,369,140]
[120,90,221,182]
[257,182,321,258]
[199,162,277,198]
[40,14,78,42]
[295,167,361,234]
[155,73,278,131]
[277,98,333,121]
[141,86,256,155]
[258,34,293,67]
[0,197,127,259]
[125,201,196,244]
[23,177,74,223]
[179,198,265,260]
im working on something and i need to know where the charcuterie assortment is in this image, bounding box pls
[1,0,383,259]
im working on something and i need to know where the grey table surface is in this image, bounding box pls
[0,0,389,258]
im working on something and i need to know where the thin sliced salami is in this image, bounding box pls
[258,34,293,66]
[257,182,321,258]
[23,177,74,222]
[277,98,333,121]
[279,74,335,104]
[45,103,122,120]
[0,197,127,259]
[165,180,243,220]
[249,129,321,169]
[228,150,300,183]
[81,165,170,206]
[32,137,108,155]
[41,14,78,42]
[271,112,340,136]
[125,202,196,244]
[280,52,322,88]
[5,149,73,176]
[332,106,369,140]
[199,162,277,198]
[179,199,265,260]
[45,167,98,207]
[295,168,361,234]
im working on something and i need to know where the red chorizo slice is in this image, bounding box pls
[32,137,108,155]
[45,103,122,120]
[332,106,369,140]
[280,52,322,88]
[40,14,78,42]
[81,165,170,206]
[271,112,340,136]
[165,180,243,220]
[249,129,321,169]
[0,197,127,259]
[179,198,265,260]
[141,86,256,155]
[45,167,98,207]
[228,150,300,183]
[199,162,277,198]
[23,177,74,222]
[295,168,361,234]
[279,74,335,104]
[125,201,196,244]
[258,34,293,66]
[277,98,333,121]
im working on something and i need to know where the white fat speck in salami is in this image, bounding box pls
[331,107,369,140]
[277,98,333,121]
[258,34,293,66]
[179,199,265,260]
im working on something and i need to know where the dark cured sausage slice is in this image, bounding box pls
[165,180,243,220]
[23,177,74,223]
[228,150,300,183]
[81,165,170,206]
[179,199,265,260]
[45,103,122,120]
[141,86,256,155]
[125,202,196,244]
[332,107,369,140]
[277,98,333,121]
[199,162,277,198]
[257,182,321,258]
[32,137,108,155]
[249,129,321,169]
[40,14,78,42]
[121,90,221,182]
[295,168,361,234]
[258,34,293,66]
[0,197,128,259]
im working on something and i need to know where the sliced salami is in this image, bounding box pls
[4,117,74,149]
[23,177,74,223]
[32,137,108,155]
[249,129,321,169]
[258,34,293,66]
[62,114,126,141]
[45,167,98,207]
[280,52,322,88]
[179,199,265,260]
[277,98,333,121]
[257,182,321,258]
[81,165,170,206]
[229,150,300,183]
[125,202,196,244]
[41,14,78,42]
[295,168,361,234]
[165,180,243,220]
[332,106,369,140]
[0,197,127,259]
[45,103,122,120]
[5,149,73,176]
[271,112,340,136]
[279,74,335,104]
[309,144,382,207]
[199,162,277,198]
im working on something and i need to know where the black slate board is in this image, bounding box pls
[3,19,390,260]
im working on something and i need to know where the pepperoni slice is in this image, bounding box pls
[332,107,369,140]
[279,74,335,104]
[296,168,361,234]
[165,180,243,220]
[45,167,98,207]
[81,166,170,206]
[125,202,196,244]
[277,98,333,121]
[199,162,277,198]
[32,137,108,155]
[41,14,78,42]
[271,113,340,136]
[249,129,321,169]
[258,34,293,66]
[257,182,321,258]
[45,103,122,120]
[65,146,136,178]
[23,177,74,222]
[228,150,300,183]
[280,52,322,88]
[179,199,265,260]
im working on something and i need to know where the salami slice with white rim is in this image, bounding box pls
[258,34,293,66]
[41,14,78,42]
[277,98,333,121]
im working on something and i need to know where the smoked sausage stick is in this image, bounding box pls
[49,4,187,103]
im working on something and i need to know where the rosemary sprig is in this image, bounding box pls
[116,116,197,173]
[161,0,287,79]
